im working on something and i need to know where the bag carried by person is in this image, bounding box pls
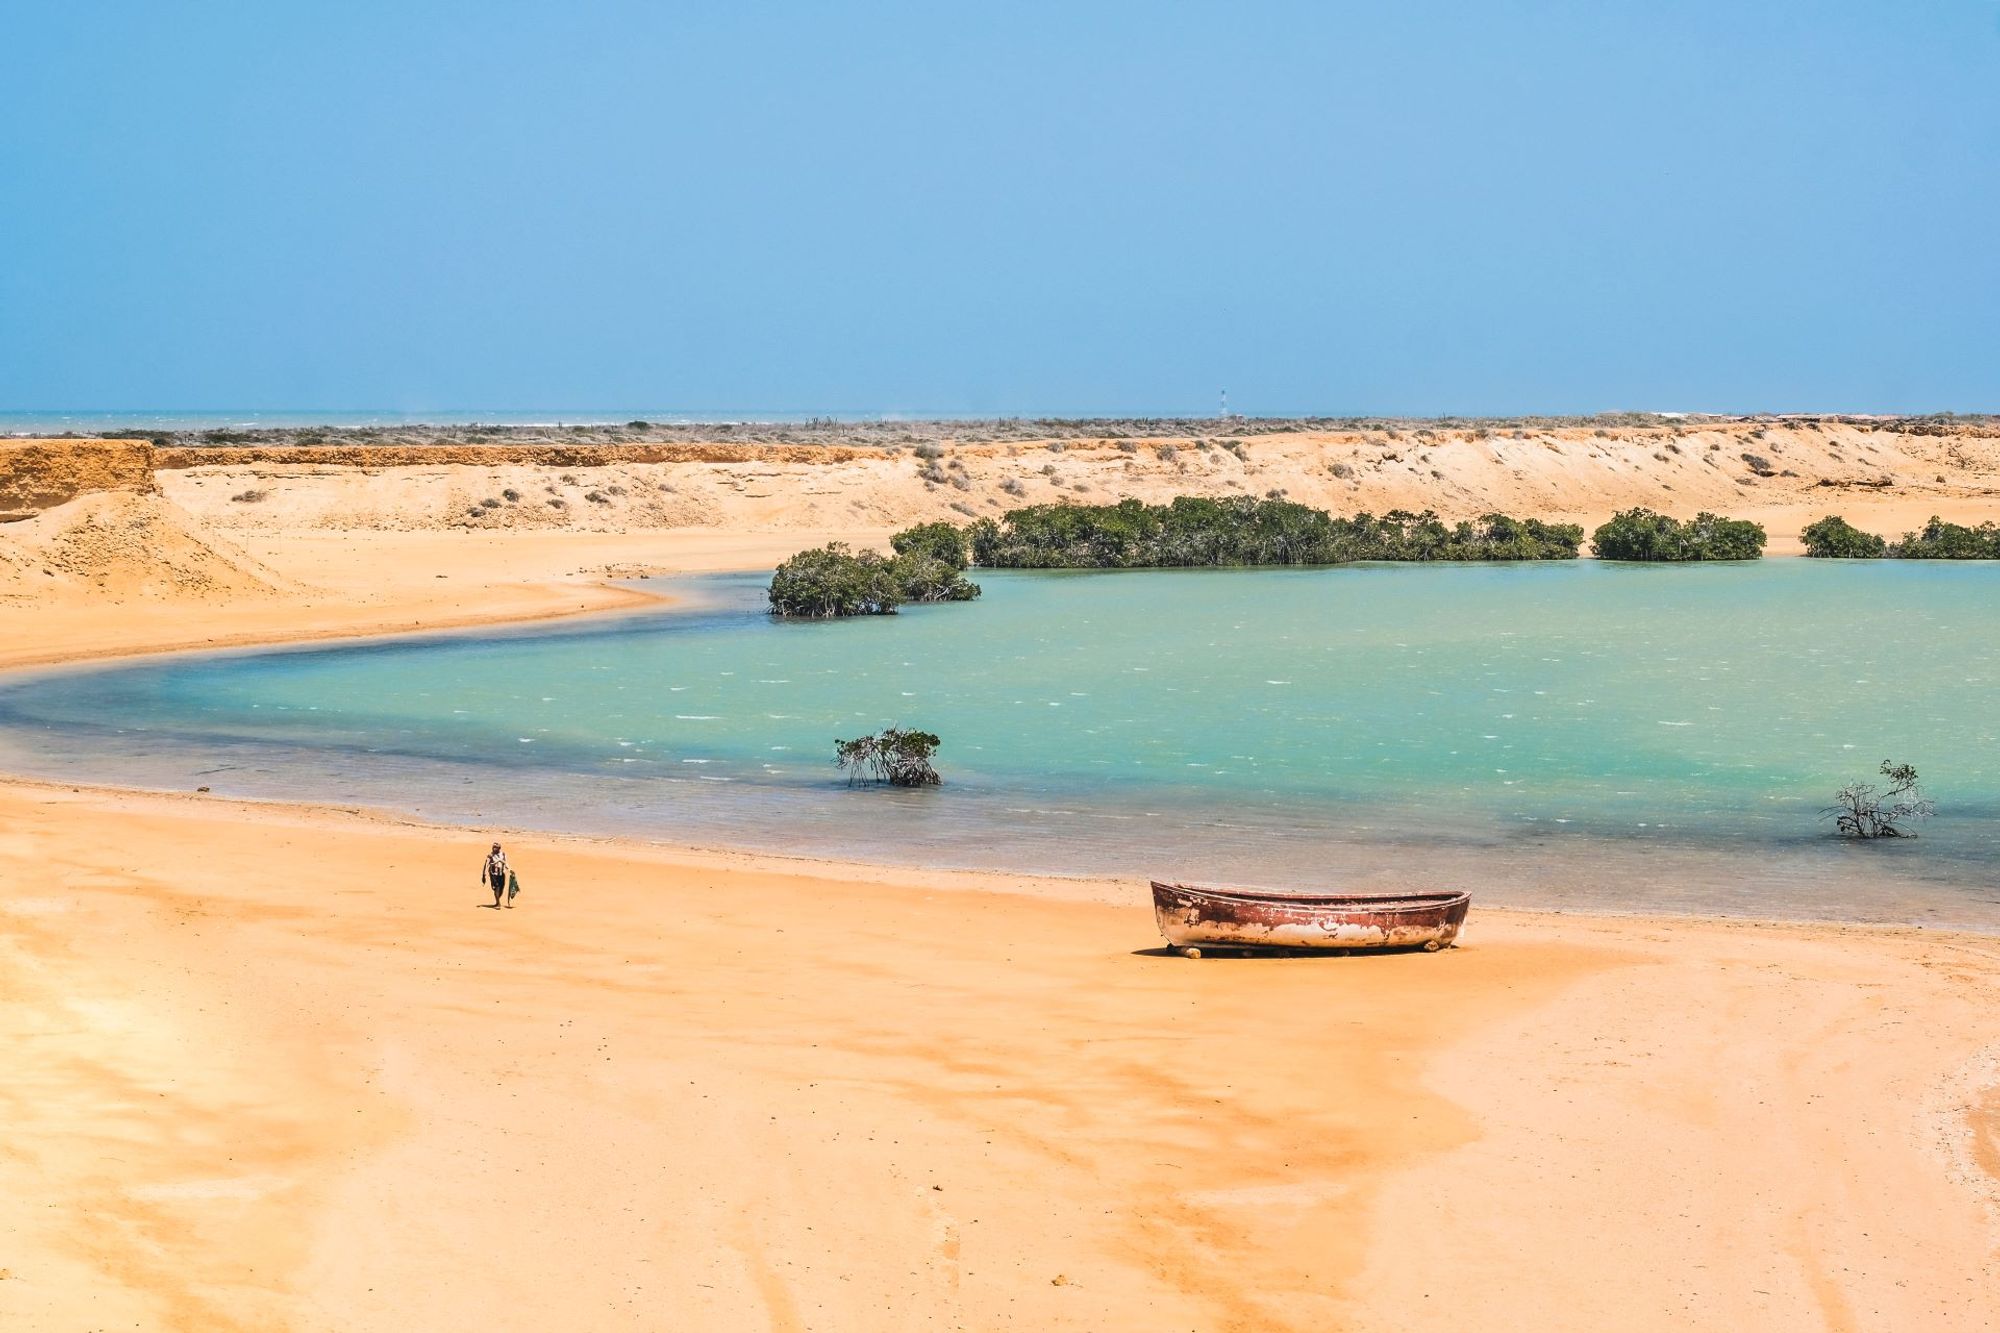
[507,870,521,899]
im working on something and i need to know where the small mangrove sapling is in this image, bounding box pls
[834,728,943,787]
[1824,761,1933,838]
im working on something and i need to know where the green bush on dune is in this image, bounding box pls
[1591,509,1766,561]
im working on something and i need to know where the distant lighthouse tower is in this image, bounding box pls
[1219,388,1229,419]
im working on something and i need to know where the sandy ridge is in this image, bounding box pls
[155,420,2000,552]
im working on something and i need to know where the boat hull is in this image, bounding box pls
[1151,882,1470,954]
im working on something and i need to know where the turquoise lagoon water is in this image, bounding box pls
[2,562,1997,926]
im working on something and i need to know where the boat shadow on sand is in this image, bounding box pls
[1130,943,1458,960]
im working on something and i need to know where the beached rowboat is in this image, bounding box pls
[1151,882,1470,957]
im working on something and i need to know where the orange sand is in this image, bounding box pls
[2,784,1995,1330]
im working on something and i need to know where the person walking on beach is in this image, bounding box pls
[481,842,509,909]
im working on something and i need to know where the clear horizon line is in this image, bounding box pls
[3,407,1992,427]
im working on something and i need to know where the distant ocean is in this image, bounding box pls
[0,410,923,434]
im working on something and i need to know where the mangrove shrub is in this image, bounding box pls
[966,497,1582,568]
[835,727,943,787]
[1591,509,1766,561]
[768,535,980,616]
[890,552,980,604]
[1891,517,2000,559]
[1824,761,1932,838]
[1796,515,2000,560]
[1800,515,1888,558]
[768,543,906,616]
[890,521,972,569]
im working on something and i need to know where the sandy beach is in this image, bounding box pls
[4,780,1996,1331]
[3,427,1999,1329]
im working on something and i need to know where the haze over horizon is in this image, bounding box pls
[0,407,1987,436]
[5,1,1996,417]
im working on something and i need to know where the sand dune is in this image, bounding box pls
[0,492,288,603]
[0,493,842,671]
[151,421,2000,555]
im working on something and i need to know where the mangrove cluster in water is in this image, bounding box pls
[1802,514,2000,559]
[834,727,943,787]
[965,498,1583,568]
[1590,509,1767,561]
[768,539,979,616]
[1799,515,1888,558]
[769,499,1873,613]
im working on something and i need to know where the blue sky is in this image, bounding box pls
[3,1,1995,417]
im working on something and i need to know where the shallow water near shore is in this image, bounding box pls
[3,561,1998,928]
